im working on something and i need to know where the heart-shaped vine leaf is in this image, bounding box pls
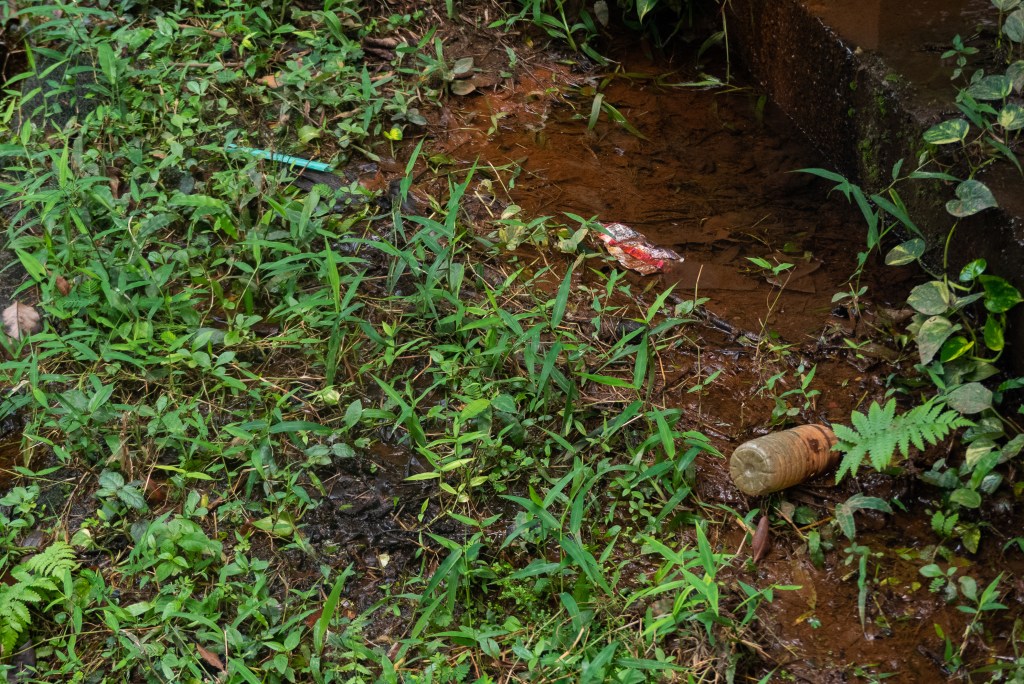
[946,382,993,414]
[885,238,925,266]
[978,274,1023,313]
[946,180,997,217]
[998,103,1024,130]
[917,315,957,365]
[967,75,1012,100]
[923,119,969,144]
[908,280,953,315]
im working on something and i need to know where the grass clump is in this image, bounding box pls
[0,0,779,681]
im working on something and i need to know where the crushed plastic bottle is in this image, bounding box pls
[597,223,683,275]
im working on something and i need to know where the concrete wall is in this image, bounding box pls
[727,0,1024,368]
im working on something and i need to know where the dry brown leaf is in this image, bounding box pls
[450,80,476,97]
[752,515,770,563]
[55,276,71,296]
[195,643,225,671]
[2,301,42,340]
[258,74,281,88]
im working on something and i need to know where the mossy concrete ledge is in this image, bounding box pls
[727,0,1024,367]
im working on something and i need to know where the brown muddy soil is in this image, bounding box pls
[420,33,1024,680]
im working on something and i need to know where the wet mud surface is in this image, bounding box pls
[426,40,1024,678]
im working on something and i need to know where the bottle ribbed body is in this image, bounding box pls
[729,425,839,496]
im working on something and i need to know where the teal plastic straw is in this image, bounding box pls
[224,143,334,172]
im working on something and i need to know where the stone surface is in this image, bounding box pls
[727,0,1024,366]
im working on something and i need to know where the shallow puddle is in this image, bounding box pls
[444,53,914,338]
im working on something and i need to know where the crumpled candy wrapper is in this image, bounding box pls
[596,223,684,275]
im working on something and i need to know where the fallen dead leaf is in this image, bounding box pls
[752,515,771,563]
[2,301,42,340]
[258,74,281,88]
[450,80,476,96]
[55,276,71,296]
[195,643,225,671]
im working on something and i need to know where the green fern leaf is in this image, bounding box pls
[0,541,79,657]
[835,398,972,482]
[24,541,78,579]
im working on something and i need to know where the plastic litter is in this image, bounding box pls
[729,424,839,496]
[596,223,683,275]
[224,142,334,173]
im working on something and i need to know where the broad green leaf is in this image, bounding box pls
[917,316,957,365]
[949,488,982,508]
[845,493,893,514]
[298,125,320,143]
[459,397,491,420]
[636,0,657,22]
[907,280,952,315]
[959,258,987,282]
[885,238,925,265]
[966,74,1013,100]
[492,394,517,414]
[97,42,118,85]
[992,0,1020,11]
[1004,9,1024,42]
[835,501,856,540]
[98,471,124,491]
[252,515,295,536]
[978,275,1023,313]
[452,57,474,77]
[1002,434,1024,459]
[939,335,973,362]
[344,399,362,429]
[946,180,997,217]
[984,314,1005,351]
[923,118,969,144]
[961,525,981,553]
[998,103,1024,130]
[118,487,147,511]
[966,439,997,467]
[1008,61,1024,92]
[946,382,993,414]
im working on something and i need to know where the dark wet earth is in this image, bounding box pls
[428,41,1024,679]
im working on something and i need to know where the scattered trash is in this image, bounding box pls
[596,223,683,275]
[224,143,334,173]
[729,424,839,496]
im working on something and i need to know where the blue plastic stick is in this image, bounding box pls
[224,143,334,172]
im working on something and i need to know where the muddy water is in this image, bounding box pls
[444,59,914,339]
[436,46,1023,678]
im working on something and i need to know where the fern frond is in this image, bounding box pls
[24,540,78,579]
[0,542,79,657]
[0,581,36,655]
[834,398,972,481]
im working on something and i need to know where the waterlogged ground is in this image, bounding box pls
[2,3,1023,682]
[422,37,1024,678]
